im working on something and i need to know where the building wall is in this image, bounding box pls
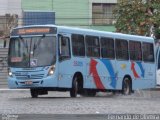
[0,0,22,27]
[52,0,89,26]
[22,0,52,11]
[0,0,22,16]
[0,0,21,47]
[22,0,116,32]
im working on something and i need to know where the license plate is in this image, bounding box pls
[24,81,33,85]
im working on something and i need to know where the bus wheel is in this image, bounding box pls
[30,89,38,98]
[122,78,131,95]
[70,76,78,97]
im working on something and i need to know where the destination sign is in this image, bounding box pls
[11,27,57,36]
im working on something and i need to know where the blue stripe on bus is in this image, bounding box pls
[100,59,116,88]
[136,62,145,78]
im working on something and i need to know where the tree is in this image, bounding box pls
[0,14,18,48]
[0,14,18,38]
[114,0,160,40]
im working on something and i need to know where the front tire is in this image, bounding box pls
[30,89,38,98]
[122,78,131,95]
[70,76,78,97]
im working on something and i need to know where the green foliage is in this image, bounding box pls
[114,0,160,38]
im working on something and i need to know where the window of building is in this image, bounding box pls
[71,34,85,56]
[129,41,142,61]
[115,39,128,60]
[142,42,154,62]
[101,37,115,59]
[86,35,100,57]
[92,3,116,25]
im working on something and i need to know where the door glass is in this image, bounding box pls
[59,36,70,61]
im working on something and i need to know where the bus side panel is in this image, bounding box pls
[98,59,117,89]
[58,59,73,88]
[132,62,156,89]
[84,58,117,90]
[116,60,156,90]
[115,60,131,90]
[58,58,85,88]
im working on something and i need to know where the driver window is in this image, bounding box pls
[61,37,70,56]
[59,36,70,61]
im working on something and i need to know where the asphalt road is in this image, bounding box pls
[1,89,160,120]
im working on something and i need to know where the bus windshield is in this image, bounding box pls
[8,36,56,67]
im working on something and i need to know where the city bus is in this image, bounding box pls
[8,25,156,98]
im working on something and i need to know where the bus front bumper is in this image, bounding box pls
[7,76,58,89]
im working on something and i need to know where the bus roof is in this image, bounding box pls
[12,24,154,42]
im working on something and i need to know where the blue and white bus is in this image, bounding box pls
[8,25,156,98]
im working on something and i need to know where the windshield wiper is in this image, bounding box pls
[33,34,45,55]
[19,36,28,52]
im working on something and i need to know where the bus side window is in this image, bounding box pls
[86,35,100,58]
[71,34,85,57]
[101,37,115,59]
[142,42,154,62]
[115,39,129,60]
[129,41,142,61]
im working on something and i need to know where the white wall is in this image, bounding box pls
[0,0,8,15]
[0,0,22,16]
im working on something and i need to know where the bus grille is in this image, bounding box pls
[14,73,44,80]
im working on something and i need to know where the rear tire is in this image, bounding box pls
[122,78,131,95]
[70,76,78,97]
[30,89,38,98]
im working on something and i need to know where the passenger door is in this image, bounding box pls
[58,34,72,88]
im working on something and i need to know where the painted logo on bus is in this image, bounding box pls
[89,59,105,90]
[131,61,145,78]
[100,59,116,88]
[89,59,116,89]
[73,61,83,66]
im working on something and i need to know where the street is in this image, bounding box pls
[0,89,160,114]
[0,89,160,119]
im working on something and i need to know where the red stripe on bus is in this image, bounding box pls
[89,59,105,90]
[131,62,140,78]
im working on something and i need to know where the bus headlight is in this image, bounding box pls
[8,68,13,77]
[48,65,55,76]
